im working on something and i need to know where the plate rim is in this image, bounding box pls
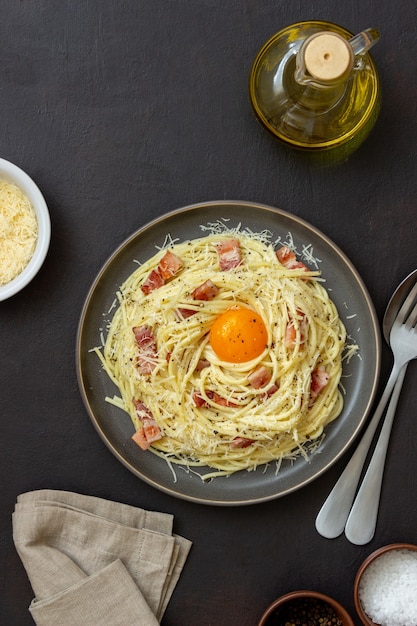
[76,200,382,505]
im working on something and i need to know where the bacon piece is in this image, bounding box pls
[192,279,219,301]
[141,418,162,444]
[263,384,278,399]
[192,391,207,407]
[284,322,297,348]
[310,365,330,404]
[284,309,308,349]
[131,399,162,450]
[192,390,237,408]
[177,279,220,318]
[230,437,255,449]
[247,365,272,389]
[141,250,183,294]
[195,358,210,371]
[177,307,197,319]
[210,392,237,407]
[132,325,158,374]
[216,239,242,271]
[141,269,164,295]
[276,246,309,272]
[132,428,149,450]
[158,250,184,281]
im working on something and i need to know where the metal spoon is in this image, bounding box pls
[315,269,417,540]
[344,270,417,544]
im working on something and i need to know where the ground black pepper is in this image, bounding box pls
[265,597,343,626]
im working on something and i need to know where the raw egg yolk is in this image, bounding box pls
[209,306,268,363]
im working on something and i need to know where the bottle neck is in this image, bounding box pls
[294,82,347,113]
[292,32,354,112]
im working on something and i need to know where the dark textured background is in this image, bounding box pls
[1,2,417,624]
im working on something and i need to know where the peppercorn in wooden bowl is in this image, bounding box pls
[258,590,355,626]
[354,543,417,626]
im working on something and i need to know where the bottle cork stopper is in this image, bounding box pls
[304,33,354,82]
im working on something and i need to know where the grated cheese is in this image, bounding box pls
[0,179,38,285]
[96,230,347,479]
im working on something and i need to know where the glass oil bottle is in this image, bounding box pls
[249,21,381,164]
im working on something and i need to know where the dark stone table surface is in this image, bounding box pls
[1,2,416,624]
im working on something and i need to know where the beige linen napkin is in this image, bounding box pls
[13,490,192,626]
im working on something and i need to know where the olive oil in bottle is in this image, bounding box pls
[249,21,380,164]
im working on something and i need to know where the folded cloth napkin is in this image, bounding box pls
[12,490,192,626]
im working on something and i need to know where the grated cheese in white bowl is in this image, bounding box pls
[0,158,50,301]
[0,179,38,285]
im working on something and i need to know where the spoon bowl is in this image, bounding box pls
[383,270,417,342]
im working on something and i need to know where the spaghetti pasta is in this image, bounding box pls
[95,232,348,478]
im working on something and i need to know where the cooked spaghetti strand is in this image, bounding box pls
[95,233,347,478]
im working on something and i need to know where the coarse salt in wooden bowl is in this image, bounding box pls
[354,543,417,626]
[258,590,355,625]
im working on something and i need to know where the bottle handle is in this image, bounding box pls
[349,28,380,57]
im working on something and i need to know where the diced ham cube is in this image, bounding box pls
[247,365,272,389]
[310,365,330,403]
[210,391,237,407]
[195,358,210,371]
[132,325,158,374]
[132,399,154,420]
[141,250,184,294]
[132,427,149,450]
[215,239,242,271]
[158,250,184,281]
[284,309,308,349]
[230,437,255,449]
[284,322,297,349]
[192,279,219,301]
[177,307,197,319]
[141,417,163,444]
[131,399,162,450]
[276,246,309,272]
[177,280,219,318]
[192,389,237,408]
[141,269,164,295]
[192,391,206,407]
[263,384,278,399]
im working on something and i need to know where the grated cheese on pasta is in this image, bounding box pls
[95,232,349,479]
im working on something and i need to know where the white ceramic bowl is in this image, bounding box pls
[0,158,50,301]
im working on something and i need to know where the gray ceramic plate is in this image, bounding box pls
[76,201,381,505]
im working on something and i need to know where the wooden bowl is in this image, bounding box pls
[258,589,354,625]
[354,543,417,625]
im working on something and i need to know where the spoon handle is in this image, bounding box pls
[344,364,407,545]
[315,363,401,539]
